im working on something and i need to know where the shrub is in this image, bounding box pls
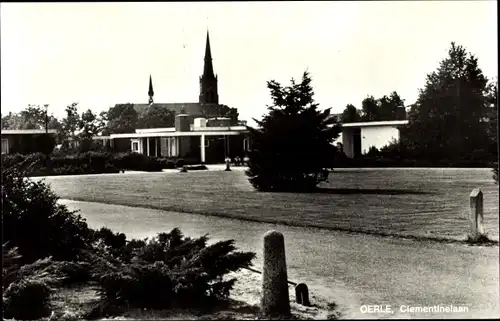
[112,152,163,172]
[186,164,208,171]
[2,243,22,289]
[175,158,185,168]
[94,227,127,249]
[95,228,255,312]
[3,279,53,320]
[2,165,95,264]
[18,258,93,285]
[1,152,120,176]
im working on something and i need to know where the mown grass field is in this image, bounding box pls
[40,168,499,242]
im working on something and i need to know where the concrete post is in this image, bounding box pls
[261,230,290,317]
[469,188,485,237]
[200,134,206,164]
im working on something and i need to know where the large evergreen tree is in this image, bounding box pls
[401,42,492,161]
[245,71,342,192]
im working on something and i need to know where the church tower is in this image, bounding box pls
[199,31,219,105]
[148,75,154,105]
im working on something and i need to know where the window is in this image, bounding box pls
[132,141,139,152]
[243,138,250,151]
[1,138,9,154]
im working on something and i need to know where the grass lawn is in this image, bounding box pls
[40,168,499,242]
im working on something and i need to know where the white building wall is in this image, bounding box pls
[360,126,400,154]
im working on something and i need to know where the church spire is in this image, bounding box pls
[203,30,215,78]
[148,75,154,105]
[199,30,219,105]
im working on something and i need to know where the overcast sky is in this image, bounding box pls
[1,1,497,126]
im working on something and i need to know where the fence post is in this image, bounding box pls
[295,283,310,306]
[469,188,485,238]
[261,230,290,317]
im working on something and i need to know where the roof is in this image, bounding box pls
[1,129,58,135]
[341,120,409,128]
[132,103,203,116]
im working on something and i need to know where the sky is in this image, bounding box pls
[1,1,498,127]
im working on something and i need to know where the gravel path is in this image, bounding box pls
[60,199,499,319]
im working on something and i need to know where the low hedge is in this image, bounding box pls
[1,152,179,176]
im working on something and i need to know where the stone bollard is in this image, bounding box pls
[295,283,310,306]
[469,188,485,238]
[261,230,290,317]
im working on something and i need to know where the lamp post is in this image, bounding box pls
[44,104,49,134]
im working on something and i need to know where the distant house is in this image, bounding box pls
[1,129,58,155]
[335,120,409,158]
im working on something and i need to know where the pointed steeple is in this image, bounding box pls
[199,30,219,105]
[148,75,154,105]
[203,30,215,78]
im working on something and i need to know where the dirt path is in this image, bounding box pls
[60,199,499,319]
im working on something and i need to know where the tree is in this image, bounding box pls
[484,78,498,148]
[245,71,342,192]
[401,42,492,161]
[106,104,138,134]
[378,92,405,121]
[137,105,175,128]
[360,95,379,121]
[341,104,361,123]
[78,109,103,151]
[59,103,81,148]
[1,112,24,129]
[1,106,61,131]
[218,105,239,125]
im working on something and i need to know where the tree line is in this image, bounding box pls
[338,42,497,162]
[341,91,406,123]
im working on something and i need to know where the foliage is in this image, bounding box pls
[1,155,256,320]
[2,163,95,264]
[59,102,82,146]
[185,164,209,171]
[340,104,361,123]
[356,92,405,122]
[2,243,22,289]
[1,105,61,131]
[401,42,494,161]
[3,278,53,320]
[218,105,240,125]
[376,92,406,121]
[112,152,164,172]
[96,228,255,312]
[1,152,179,176]
[360,95,379,122]
[246,71,342,191]
[104,103,138,134]
[137,104,176,128]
